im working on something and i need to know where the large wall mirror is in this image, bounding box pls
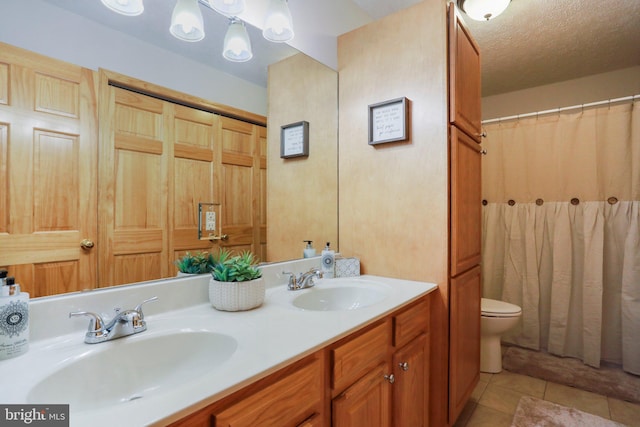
[0,0,338,298]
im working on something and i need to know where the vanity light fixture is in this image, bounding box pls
[208,0,245,16]
[223,18,253,62]
[100,0,295,61]
[263,0,294,43]
[458,0,510,21]
[100,0,144,16]
[170,0,205,42]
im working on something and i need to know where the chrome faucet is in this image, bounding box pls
[69,296,158,344]
[284,268,323,291]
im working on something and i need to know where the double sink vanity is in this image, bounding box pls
[0,258,436,426]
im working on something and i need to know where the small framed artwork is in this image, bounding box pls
[280,121,309,158]
[368,97,410,145]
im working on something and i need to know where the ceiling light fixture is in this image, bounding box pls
[101,0,295,61]
[100,0,144,16]
[208,0,245,16]
[223,18,253,62]
[170,0,205,42]
[458,0,510,21]
[263,0,294,43]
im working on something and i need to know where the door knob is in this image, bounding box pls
[80,239,95,250]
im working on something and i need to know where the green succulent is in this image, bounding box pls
[212,250,262,282]
[175,251,213,274]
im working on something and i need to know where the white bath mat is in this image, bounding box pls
[511,396,626,427]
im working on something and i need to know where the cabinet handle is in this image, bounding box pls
[480,149,487,155]
[398,362,409,371]
[384,374,395,384]
[477,131,487,138]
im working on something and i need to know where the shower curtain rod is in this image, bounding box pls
[482,94,640,125]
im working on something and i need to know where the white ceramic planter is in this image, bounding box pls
[208,277,265,311]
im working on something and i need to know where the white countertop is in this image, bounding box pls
[0,272,436,427]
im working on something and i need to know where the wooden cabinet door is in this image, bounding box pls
[214,355,323,427]
[393,333,429,427]
[333,362,392,427]
[450,126,482,277]
[449,265,481,424]
[448,3,481,141]
[0,43,98,297]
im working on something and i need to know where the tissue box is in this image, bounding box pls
[335,257,360,278]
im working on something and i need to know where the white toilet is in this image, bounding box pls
[480,298,522,373]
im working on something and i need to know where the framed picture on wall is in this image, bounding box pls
[280,121,309,158]
[368,97,410,145]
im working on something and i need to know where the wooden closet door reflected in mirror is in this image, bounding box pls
[99,74,266,288]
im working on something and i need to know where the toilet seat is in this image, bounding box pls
[481,298,522,318]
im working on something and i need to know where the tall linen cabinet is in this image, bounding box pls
[447,3,483,424]
[337,1,483,426]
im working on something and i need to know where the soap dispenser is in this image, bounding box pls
[303,240,316,258]
[321,242,335,279]
[0,276,30,360]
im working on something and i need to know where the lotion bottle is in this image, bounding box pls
[321,242,335,279]
[303,240,316,258]
[0,276,30,360]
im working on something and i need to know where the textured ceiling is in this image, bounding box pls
[465,0,640,96]
[38,0,640,96]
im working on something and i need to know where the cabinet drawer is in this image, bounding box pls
[214,355,323,427]
[394,297,429,348]
[332,320,390,392]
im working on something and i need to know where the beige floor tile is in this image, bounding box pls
[470,379,489,402]
[466,404,513,427]
[478,383,525,416]
[544,381,610,419]
[490,370,546,398]
[479,372,493,383]
[453,400,477,427]
[609,398,640,427]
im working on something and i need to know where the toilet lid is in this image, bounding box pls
[481,298,522,317]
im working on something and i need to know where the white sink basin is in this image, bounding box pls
[288,278,391,311]
[27,331,237,412]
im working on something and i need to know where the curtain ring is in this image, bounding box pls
[536,198,544,206]
[482,199,488,206]
[508,199,516,206]
[570,198,580,205]
[607,196,618,205]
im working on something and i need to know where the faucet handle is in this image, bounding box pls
[134,296,158,319]
[69,311,105,334]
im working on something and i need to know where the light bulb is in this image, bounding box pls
[170,0,204,42]
[101,0,144,16]
[223,19,252,62]
[263,0,294,42]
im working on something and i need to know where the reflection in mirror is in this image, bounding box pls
[0,1,338,299]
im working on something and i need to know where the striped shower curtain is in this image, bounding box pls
[481,99,640,375]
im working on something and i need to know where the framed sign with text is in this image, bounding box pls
[368,97,410,145]
[280,121,309,158]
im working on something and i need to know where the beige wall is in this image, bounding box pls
[338,1,449,285]
[482,66,640,120]
[266,54,339,262]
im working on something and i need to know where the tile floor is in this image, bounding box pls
[453,370,640,427]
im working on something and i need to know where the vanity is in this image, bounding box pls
[0,259,436,427]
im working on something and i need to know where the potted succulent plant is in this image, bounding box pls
[209,250,264,311]
[175,251,216,276]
